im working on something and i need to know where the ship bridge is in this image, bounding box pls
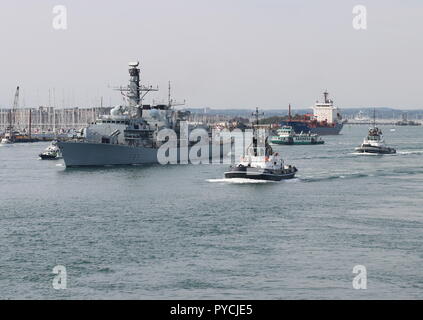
[312,91,340,124]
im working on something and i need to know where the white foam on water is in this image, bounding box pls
[398,150,423,155]
[55,163,65,167]
[206,178,275,184]
[284,178,300,183]
[350,152,382,156]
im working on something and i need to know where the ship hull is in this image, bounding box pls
[224,167,296,181]
[39,153,60,160]
[271,139,324,145]
[355,146,396,154]
[279,121,344,135]
[57,141,228,167]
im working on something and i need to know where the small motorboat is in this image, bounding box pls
[39,141,62,160]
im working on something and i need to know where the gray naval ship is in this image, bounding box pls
[58,61,227,167]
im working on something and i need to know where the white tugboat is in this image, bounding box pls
[224,108,298,181]
[355,110,396,154]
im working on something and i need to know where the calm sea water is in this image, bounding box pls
[1,125,423,299]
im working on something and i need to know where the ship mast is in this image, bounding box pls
[251,107,265,156]
[373,108,376,128]
[323,90,329,103]
[167,81,185,109]
[168,81,171,108]
[114,62,158,116]
[288,104,292,121]
[252,107,263,127]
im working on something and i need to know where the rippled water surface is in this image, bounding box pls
[1,125,423,299]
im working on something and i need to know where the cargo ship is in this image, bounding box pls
[280,92,344,135]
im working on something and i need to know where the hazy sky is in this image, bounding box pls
[0,0,422,109]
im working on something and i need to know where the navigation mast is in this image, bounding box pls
[113,62,158,116]
[323,90,329,103]
[167,81,186,109]
[8,86,19,133]
[373,108,376,127]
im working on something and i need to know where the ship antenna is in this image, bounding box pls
[255,107,259,126]
[168,81,172,108]
[166,81,185,109]
[252,107,263,127]
[324,90,329,103]
[373,108,376,128]
[252,108,260,154]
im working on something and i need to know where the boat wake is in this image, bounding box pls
[300,172,369,183]
[397,150,423,155]
[206,178,275,184]
[301,165,423,182]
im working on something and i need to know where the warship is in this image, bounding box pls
[58,62,228,167]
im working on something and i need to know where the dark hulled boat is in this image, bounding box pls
[224,108,298,181]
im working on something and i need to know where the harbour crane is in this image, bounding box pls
[11,86,20,127]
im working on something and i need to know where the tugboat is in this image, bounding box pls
[355,110,396,155]
[270,126,324,145]
[39,141,62,160]
[224,108,298,181]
